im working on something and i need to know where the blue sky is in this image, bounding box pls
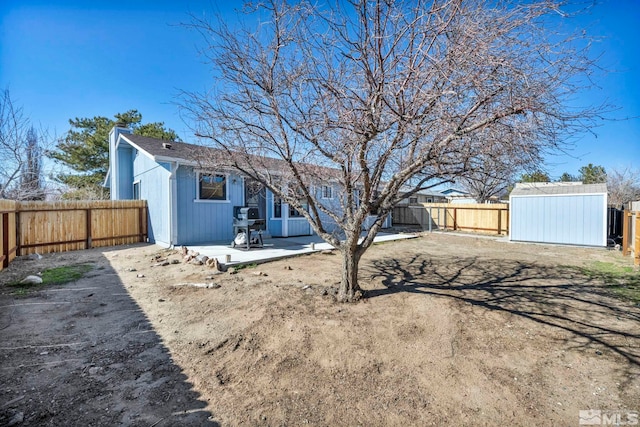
[1,0,638,180]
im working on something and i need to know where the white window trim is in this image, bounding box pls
[195,171,230,203]
[321,185,333,199]
[132,180,141,200]
[271,195,284,220]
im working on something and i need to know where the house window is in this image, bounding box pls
[321,185,333,199]
[273,196,307,218]
[409,197,418,204]
[274,197,282,218]
[133,181,141,200]
[198,173,227,200]
[427,198,432,203]
[289,201,308,218]
[354,189,361,208]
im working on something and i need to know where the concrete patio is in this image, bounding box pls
[188,232,417,266]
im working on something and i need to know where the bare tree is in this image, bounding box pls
[18,126,45,200]
[0,90,50,200]
[457,139,539,202]
[607,167,640,208]
[0,89,29,198]
[182,0,601,302]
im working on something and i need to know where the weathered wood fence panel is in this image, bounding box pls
[392,203,509,235]
[0,200,18,271]
[622,208,640,266]
[0,200,147,266]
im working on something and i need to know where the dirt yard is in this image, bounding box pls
[1,232,639,426]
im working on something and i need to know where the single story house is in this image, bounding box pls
[509,182,608,247]
[440,188,477,204]
[105,126,390,247]
[397,187,448,205]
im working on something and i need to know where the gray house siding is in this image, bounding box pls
[133,153,171,245]
[175,167,244,244]
[510,193,607,246]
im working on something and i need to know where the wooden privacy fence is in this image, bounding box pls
[0,200,147,271]
[621,208,640,266]
[393,203,510,235]
[0,200,18,270]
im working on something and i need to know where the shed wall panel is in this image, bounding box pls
[510,194,606,246]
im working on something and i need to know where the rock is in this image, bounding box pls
[253,271,267,277]
[88,366,100,375]
[196,255,209,264]
[284,265,292,270]
[207,283,221,289]
[181,246,189,256]
[20,275,43,285]
[27,252,42,261]
[205,271,223,279]
[7,411,24,426]
[127,268,137,272]
[171,259,180,265]
[228,267,237,275]
[189,259,204,266]
[158,298,165,302]
[302,285,311,290]
[206,258,226,272]
[136,273,145,278]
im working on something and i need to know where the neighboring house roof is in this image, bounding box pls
[440,188,469,196]
[510,182,607,197]
[399,186,446,198]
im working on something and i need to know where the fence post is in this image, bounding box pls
[138,206,144,242]
[2,213,8,268]
[453,207,457,231]
[635,214,640,266]
[15,210,21,256]
[85,208,92,249]
[622,211,631,256]
[497,209,502,234]
[428,206,432,232]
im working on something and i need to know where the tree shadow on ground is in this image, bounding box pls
[364,255,640,370]
[0,251,217,426]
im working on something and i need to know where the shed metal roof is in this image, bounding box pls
[510,182,607,197]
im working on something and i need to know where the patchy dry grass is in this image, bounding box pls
[578,261,640,304]
[8,263,94,295]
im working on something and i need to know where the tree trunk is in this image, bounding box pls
[337,243,363,303]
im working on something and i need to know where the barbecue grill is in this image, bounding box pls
[232,206,265,250]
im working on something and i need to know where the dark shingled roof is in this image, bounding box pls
[121,134,209,163]
[120,133,340,178]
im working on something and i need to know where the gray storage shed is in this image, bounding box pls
[509,182,608,247]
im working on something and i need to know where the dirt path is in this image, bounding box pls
[0,249,215,427]
[1,233,639,426]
